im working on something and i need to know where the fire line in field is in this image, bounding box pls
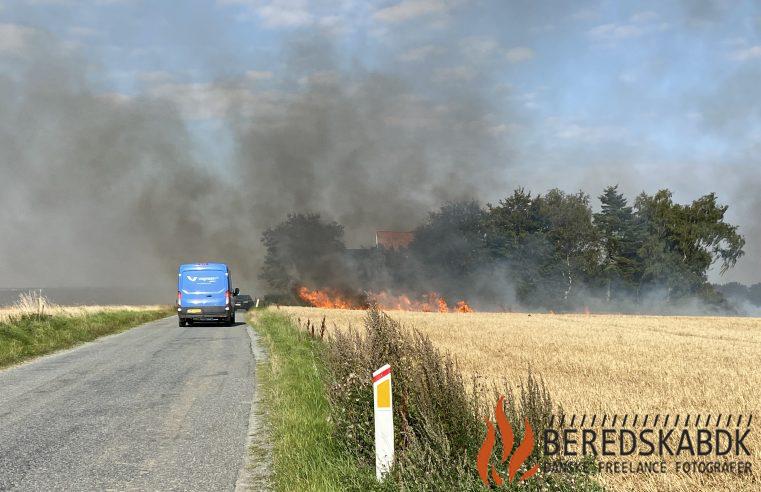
[296,286,474,313]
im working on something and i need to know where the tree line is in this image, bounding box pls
[260,186,747,312]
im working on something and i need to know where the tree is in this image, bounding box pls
[484,188,546,256]
[749,283,761,307]
[408,201,487,297]
[538,189,599,303]
[484,188,553,305]
[485,188,598,307]
[715,282,749,300]
[260,213,347,292]
[715,282,750,310]
[634,190,745,300]
[593,185,644,302]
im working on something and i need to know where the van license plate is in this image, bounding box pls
[187,308,202,314]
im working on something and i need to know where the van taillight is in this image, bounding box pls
[177,291,182,306]
[225,291,231,305]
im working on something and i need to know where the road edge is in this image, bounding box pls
[235,320,273,491]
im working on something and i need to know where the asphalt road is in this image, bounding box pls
[0,312,256,491]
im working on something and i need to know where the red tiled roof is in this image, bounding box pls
[376,231,414,250]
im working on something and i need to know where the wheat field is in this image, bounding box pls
[0,304,167,323]
[278,306,760,492]
[0,291,168,323]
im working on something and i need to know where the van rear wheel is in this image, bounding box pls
[178,319,187,327]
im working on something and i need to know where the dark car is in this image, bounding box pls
[234,294,254,311]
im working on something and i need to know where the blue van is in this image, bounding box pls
[176,263,238,326]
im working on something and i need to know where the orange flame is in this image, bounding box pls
[296,286,475,313]
[438,297,449,312]
[476,395,539,487]
[456,300,474,313]
[296,286,361,309]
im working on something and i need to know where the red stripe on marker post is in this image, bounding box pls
[372,365,391,383]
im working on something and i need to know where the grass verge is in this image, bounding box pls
[0,308,172,368]
[251,310,382,492]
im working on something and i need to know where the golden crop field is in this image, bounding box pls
[0,290,168,323]
[0,291,167,323]
[0,304,168,323]
[278,306,760,492]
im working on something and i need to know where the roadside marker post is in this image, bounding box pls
[372,364,394,481]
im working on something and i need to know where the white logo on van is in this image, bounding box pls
[186,275,218,282]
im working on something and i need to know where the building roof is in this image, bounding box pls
[375,231,414,250]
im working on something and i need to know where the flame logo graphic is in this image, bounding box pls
[476,395,540,486]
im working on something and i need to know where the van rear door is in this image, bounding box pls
[180,270,227,307]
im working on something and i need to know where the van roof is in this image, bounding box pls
[179,263,229,272]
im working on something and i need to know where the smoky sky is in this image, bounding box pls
[0,22,510,293]
[0,0,760,295]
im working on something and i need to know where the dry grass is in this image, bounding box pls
[278,306,761,492]
[0,290,166,323]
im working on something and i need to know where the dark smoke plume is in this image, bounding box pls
[0,26,508,300]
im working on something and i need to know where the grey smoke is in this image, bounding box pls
[0,26,509,297]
